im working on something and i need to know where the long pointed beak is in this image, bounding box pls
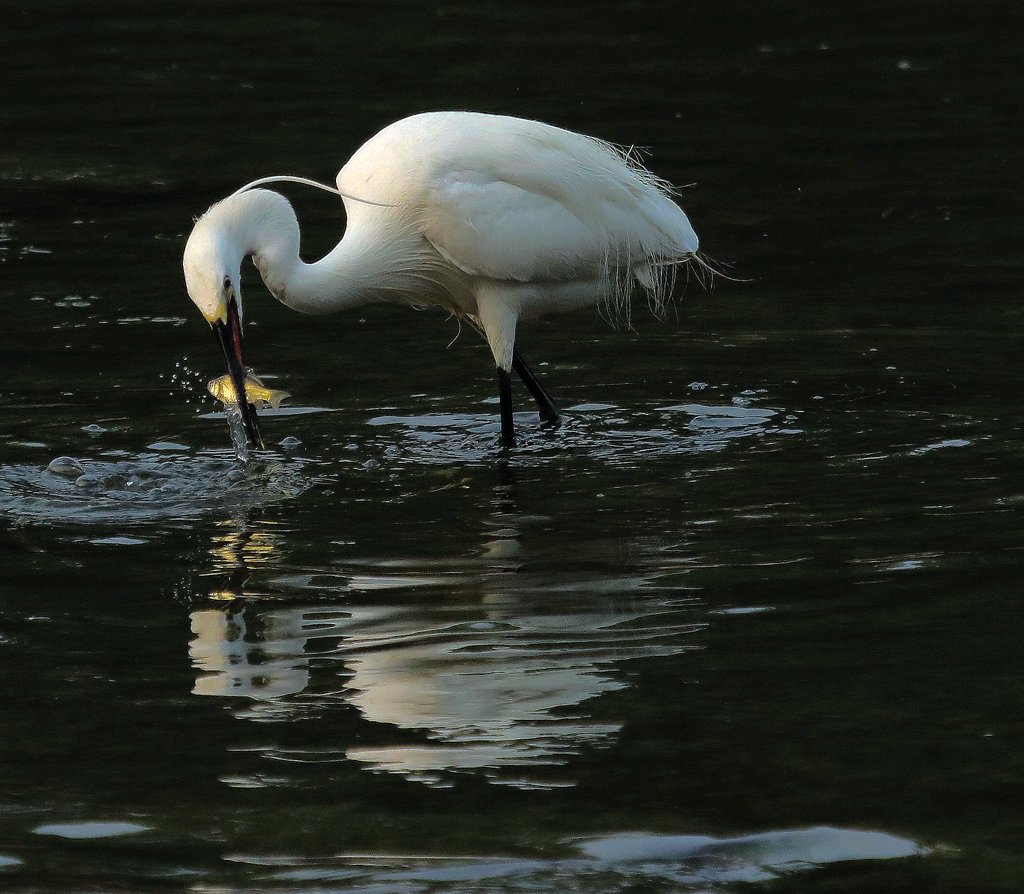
[211,297,265,449]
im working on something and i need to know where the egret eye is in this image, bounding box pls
[222,275,232,292]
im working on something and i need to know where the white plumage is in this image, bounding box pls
[341,112,697,284]
[183,111,702,447]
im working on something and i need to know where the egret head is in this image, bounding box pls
[183,202,263,448]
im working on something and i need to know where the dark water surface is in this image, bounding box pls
[2,2,1023,891]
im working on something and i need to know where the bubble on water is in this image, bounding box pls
[279,436,302,450]
[75,474,101,489]
[81,423,107,436]
[47,456,84,477]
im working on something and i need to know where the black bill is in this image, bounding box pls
[211,296,265,449]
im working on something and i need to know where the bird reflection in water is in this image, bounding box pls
[189,511,315,712]
[188,481,703,785]
[190,602,312,708]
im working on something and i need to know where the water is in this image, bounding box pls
[2,2,1024,891]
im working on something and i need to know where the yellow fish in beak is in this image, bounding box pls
[207,372,290,410]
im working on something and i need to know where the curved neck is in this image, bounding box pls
[227,189,439,316]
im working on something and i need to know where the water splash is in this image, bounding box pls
[224,405,256,464]
[0,450,309,527]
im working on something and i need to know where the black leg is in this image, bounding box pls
[511,347,560,426]
[497,367,515,447]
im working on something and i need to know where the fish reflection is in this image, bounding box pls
[204,510,286,600]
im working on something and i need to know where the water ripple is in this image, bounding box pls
[189,592,704,788]
[360,399,794,467]
[225,825,928,892]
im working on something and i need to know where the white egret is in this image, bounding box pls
[183,111,702,448]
